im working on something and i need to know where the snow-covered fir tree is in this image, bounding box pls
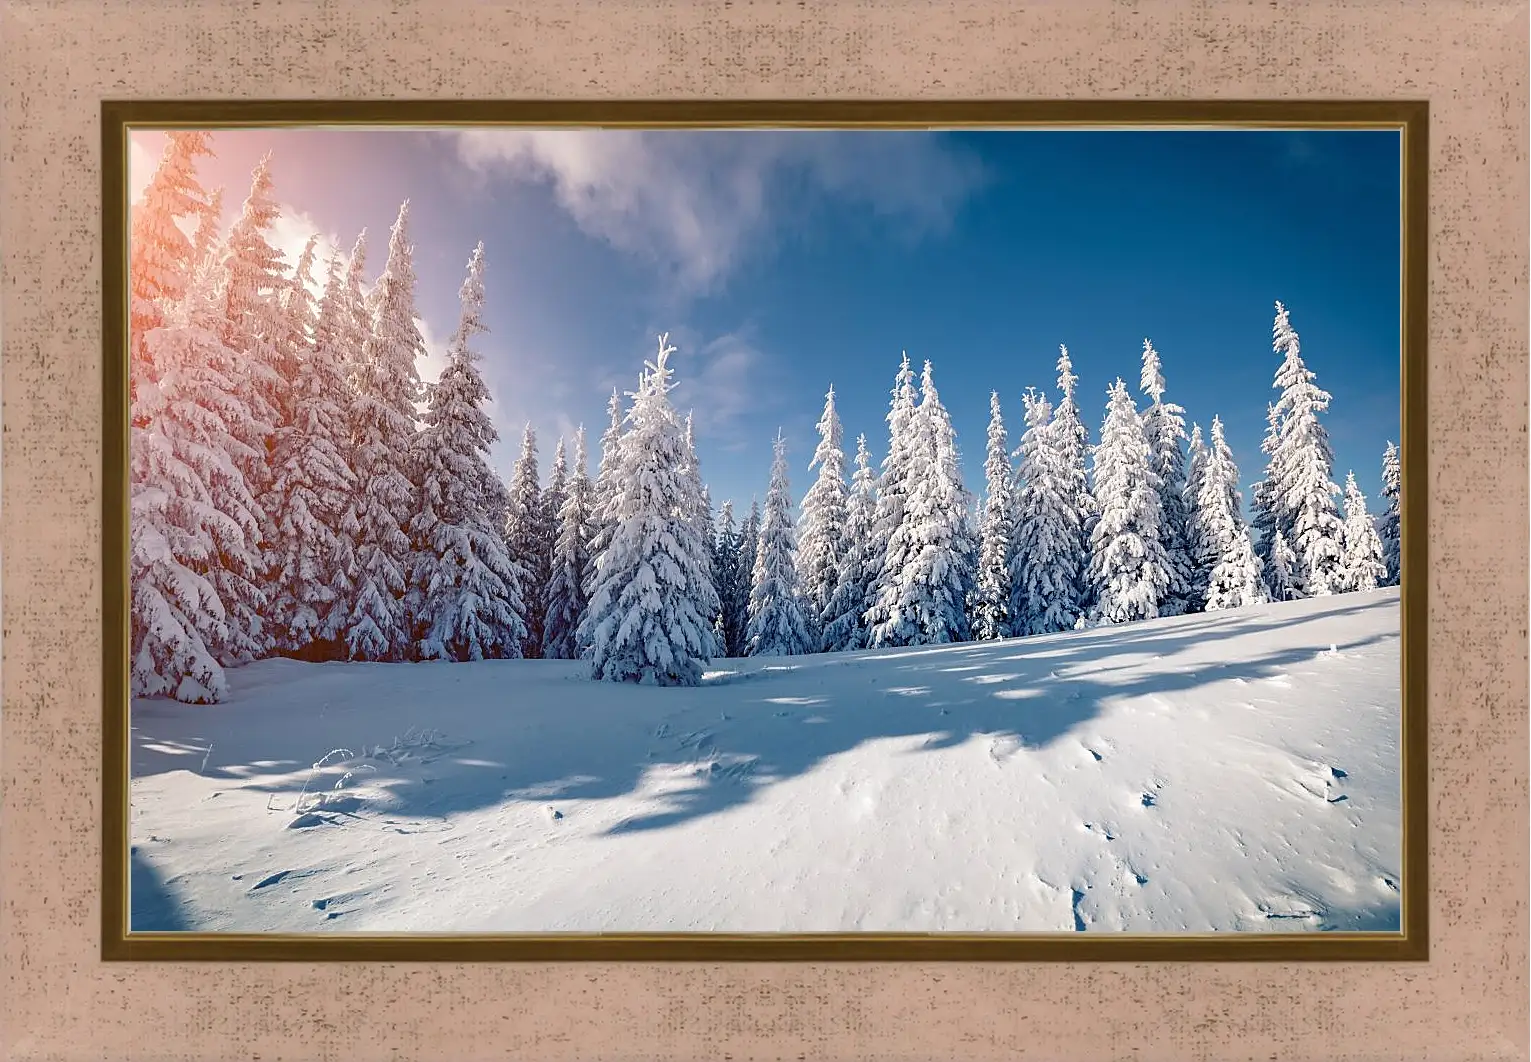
[868,361,972,647]
[1266,529,1299,603]
[1335,471,1387,594]
[340,202,425,661]
[1184,424,1210,509]
[680,414,710,542]
[699,483,715,544]
[407,242,529,661]
[679,414,723,657]
[1194,417,1267,612]
[273,233,319,427]
[1205,525,1267,612]
[797,385,849,645]
[708,504,732,652]
[503,425,548,658]
[1251,400,1283,580]
[737,498,761,620]
[1139,339,1194,616]
[712,500,751,657]
[820,434,878,652]
[579,387,625,638]
[1051,345,1097,613]
[1088,379,1172,624]
[189,187,224,275]
[265,245,358,653]
[277,234,320,377]
[544,428,596,659]
[209,155,292,663]
[1191,418,1241,568]
[584,335,720,686]
[697,487,724,656]
[955,492,982,629]
[747,433,815,657]
[314,232,370,650]
[1011,387,1088,635]
[1256,302,1345,596]
[130,131,215,401]
[864,354,920,644]
[218,154,291,440]
[339,230,371,383]
[132,259,266,703]
[1377,441,1402,587]
[1181,422,1211,612]
[970,391,1015,641]
[541,436,571,624]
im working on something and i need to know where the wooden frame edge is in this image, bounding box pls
[100,98,1429,962]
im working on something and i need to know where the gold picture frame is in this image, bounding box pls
[102,98,1429,963]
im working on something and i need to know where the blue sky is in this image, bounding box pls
[131,126,1402,517]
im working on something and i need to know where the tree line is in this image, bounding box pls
[128,133,1402,702]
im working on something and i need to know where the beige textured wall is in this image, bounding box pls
[2,1,1527,1059]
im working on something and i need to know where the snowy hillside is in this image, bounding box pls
[130,588,1402,935]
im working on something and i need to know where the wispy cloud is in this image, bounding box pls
[665,329,776,446]
[415,313,451,390]
[450,129,989,295]
[268,204,341,298]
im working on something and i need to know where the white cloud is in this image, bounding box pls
[667,330,770,442]
[551,414,581,452]
[269,204,341,297]
[451,129,987,294]
[415,312,451,389]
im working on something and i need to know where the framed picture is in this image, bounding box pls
[103,99,1427,962]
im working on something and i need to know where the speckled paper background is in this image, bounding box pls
[2,1,1527,1059]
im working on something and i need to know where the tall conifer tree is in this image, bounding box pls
[798,386,850,643]
[1088,380,1171,624]
[1139,339,1194,615]
[971,391,1016,641]
[504,425,548,658]
[585,336,719,685]
[747,433,814,657]
[341,202,425,660]
[408,243,529,661]
[1377,441,1402,587]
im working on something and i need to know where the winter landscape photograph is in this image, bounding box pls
[125,124,1407,936]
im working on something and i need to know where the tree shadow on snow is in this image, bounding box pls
[130,845,193,932]
[603,621,1399,836]
[129,595,1401,850]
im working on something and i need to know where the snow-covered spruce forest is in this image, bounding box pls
[131,133,1403,707]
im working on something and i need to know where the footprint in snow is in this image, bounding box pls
[988,736,1020,763]
[1082,822,1117,841]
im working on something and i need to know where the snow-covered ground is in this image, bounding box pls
[130,588,1402,934]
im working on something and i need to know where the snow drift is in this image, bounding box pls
[130,588,1402,934]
